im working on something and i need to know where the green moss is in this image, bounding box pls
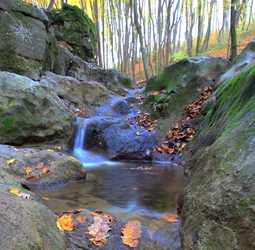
[3,117,17,130]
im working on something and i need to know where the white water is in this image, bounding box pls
[73,117,119,167]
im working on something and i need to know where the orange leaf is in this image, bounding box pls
[42,197,50,200]
[162,213,179,222]
[35,162,44,169]
[121,220,142,248]
[55,146,61,151]
[76,216,86,223]
[42,168,50,174]
[136,132,140,136]
[57,214,74,231]
[26,176,40,182]
[26,167,32,174]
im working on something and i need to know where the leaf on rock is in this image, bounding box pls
[86,213,112,246]
[42,168,50,174]
[121,220,142,248]
[42,197,50,200]
[162,213,179,222]
[26,167,32,174]
[35,162,44,169]
[57,214,75,231]
[7,158,15,165]
[55,146,62,151]
[47,149,55,152]
[12,147,20,151]
[69,156,80,162]
[10,189,20,194]
[76,216,86,223]
[26,176,40,182]
[136,132,140,136]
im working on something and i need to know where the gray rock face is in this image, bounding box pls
[0,168,66,250]
[0,72,75,145]
[178,42,255,249]
[40,71,110,113]
[0,144,86,189]
[82,117,157,160]
[67,56,136,95]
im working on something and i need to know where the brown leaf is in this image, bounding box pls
[55,146,62,151]
[35,162,44,169]
[87,213,112,246]
[26,176,40,182]
[121,220,142,248]
[162,213,179,222]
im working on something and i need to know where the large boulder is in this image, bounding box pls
[40,71,110,113]
[0,144,86,189]
[144,56,231,141]
[46,3,97,63]
[178,42,255,249]
[0,72,75,145]
[0,168,66,249]
[67,56,136,95]
[80,116,157,160]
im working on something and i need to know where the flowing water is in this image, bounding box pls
[34,117,186,249]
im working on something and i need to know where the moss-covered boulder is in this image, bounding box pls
[0,72,75,145]
[144,56,230,141]
[40,71,110,114]
[178,41,255,249]
[0,168,66,249]
[67,56,135,95]
[47,3,97,62]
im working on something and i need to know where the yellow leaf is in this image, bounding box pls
[10,189,20,195]
[57,214,74,231]
[136,132,140,136]
[47,149,55,152]
[23,154,29,156]
[56,220,64,231]
[42,197,50,200]
[130,104,135,107]
[7,158,15,165]
[26,167,32,174]
[12,147,20,151]
[69,156,80,162]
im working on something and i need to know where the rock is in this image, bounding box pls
[46,3,97,62]
[81,117,157,160]
[67,56,136,95]
[144,56,231,141]
[178,45,255,249]
[0,144,86,189]
[0,168,66,249]
[0,1,49,79]
[0,72,75,145]
[40,71,110,113]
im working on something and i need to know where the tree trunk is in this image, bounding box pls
[230,0,238,61]
[48,0,55,9]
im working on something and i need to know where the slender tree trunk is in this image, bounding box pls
[230,0,238,61]
[133,0,150,81]
[48,0,55,9]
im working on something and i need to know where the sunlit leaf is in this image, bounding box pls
[47,149,55,152]
[26,167,32,174]
[121,220,142,248]
[42,197,50,200]
[136,132,140,136]
[10,189,20,194]
[162,213,179,222]
[7,158,15,165]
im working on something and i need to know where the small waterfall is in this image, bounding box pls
[73,117,115,167]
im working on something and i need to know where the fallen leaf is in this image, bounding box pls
[7,158,15,165]
[12,147,20,151]
[87,213,112,245]
[57,214,74,231]
[76,216,86,223]
[162,213,179,222]
[35,162,44,169]
[26,167,32,174]
[136,132,140,136]
[23,151,28,154]
[47,149,55,152]
[130,104,135,107]
[121,220,142,248]
[26,176,40,182]
[42,197,50,200]
[55,146,61,151]
[69,156,80,162]
[42,168,50,174]
[10,189,20,194]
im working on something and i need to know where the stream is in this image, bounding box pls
[35,112,186,249]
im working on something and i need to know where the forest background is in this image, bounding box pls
[22,0,255,84]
